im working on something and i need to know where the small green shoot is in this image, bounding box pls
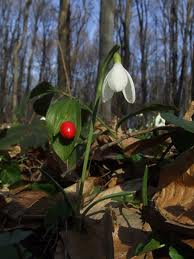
[142,166,149,206]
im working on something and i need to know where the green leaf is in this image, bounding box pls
[0,230,32,246]
[0,245,31,259]
[20,121,48,149]
[14,93,29,120]
[0,164,21,186]
[131,154,142,161]
[117,104,178,130]
[161,112,194,151]
[33,93,54,116]
[115,154,126,160]
[45,200,72,226]
[161,112,194,133]
[111,194,139,204]
[171,130,194,152]
[0,246,19,259]
[30,81,55,99]
[0,121,48,150]
[82,191,137,216]
[169,246,184,259]
[134,238,165,255]
[30,82,55,116]
[31,183,57,195]
[46,97,81,161]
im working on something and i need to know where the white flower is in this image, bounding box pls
[102,57,135,103]
[155,113,165,127]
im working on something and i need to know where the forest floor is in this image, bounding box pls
[0,109,194,259]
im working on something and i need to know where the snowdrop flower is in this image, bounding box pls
[102,53,135,103]
[155,113,165,127]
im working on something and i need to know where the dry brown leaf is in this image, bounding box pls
[158,147,194,188]
[54,239,66,259]
[0,194,8,209]
[182,238,194,249]
[153,147,194,230]
[64,177,99,205]
[2,190,52,220]
[59,207,150,259]
[60,218,107,259]
[8,145,21,157]
[107,176,118,188]
[113,208,152,259]
[82,178,142,219]
[184,101,194,121]
[124,133,171,157]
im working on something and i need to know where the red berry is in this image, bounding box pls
[60,121,76,140]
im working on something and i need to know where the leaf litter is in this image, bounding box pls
[1,106,194,258]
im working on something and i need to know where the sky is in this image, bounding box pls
[86,0,99,40]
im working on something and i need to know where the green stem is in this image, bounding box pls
[142,166,149,206]
[77,45,120,214]
[40,167,76,214]
[82,191,134,217]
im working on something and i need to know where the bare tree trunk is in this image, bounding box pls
[58,0,71,92]
[0,3,19,121]
[169,0,178,104]
[191,43,194,100]
[39,22,47,82]
[123,0,131,70]
[175,0,193,112]
[12,0,32,120]
[99,0,115,123]
[135,0,149,103]
[160,0,169,103]
[18,41,27,102]
[26,6,40,94]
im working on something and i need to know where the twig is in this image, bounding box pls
[57,41,71,96]
[98,125,176,152]
[158,142,173,164]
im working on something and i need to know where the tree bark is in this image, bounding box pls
[175,0,193,112]
[135,0,149,103]
[191,44,194,100]
[123,0,131,70]
[58,0,71,92]
[169,0,178,104]
[12,0,32,120]
[99,0,115,123]
[26,3,41,94]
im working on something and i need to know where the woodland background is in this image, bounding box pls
[0,0,194,123]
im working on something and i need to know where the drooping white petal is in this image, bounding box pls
[122,69,136,103]
[102,72,114,103]
[107,63,128,92]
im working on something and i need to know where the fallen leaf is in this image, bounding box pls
[82,178,142,219]
[152,147,194,234]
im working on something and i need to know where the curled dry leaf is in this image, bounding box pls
[2,190,55,221]
[59,218,107,259]
[8,144,21,158]
[59,200,151,259]
[82,178,142,219]
[124,133,171,157]
[64,177,99,205]
[184,101,194,121]
[153,147,194,232]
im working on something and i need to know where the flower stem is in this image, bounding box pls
[77,45,120,214]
